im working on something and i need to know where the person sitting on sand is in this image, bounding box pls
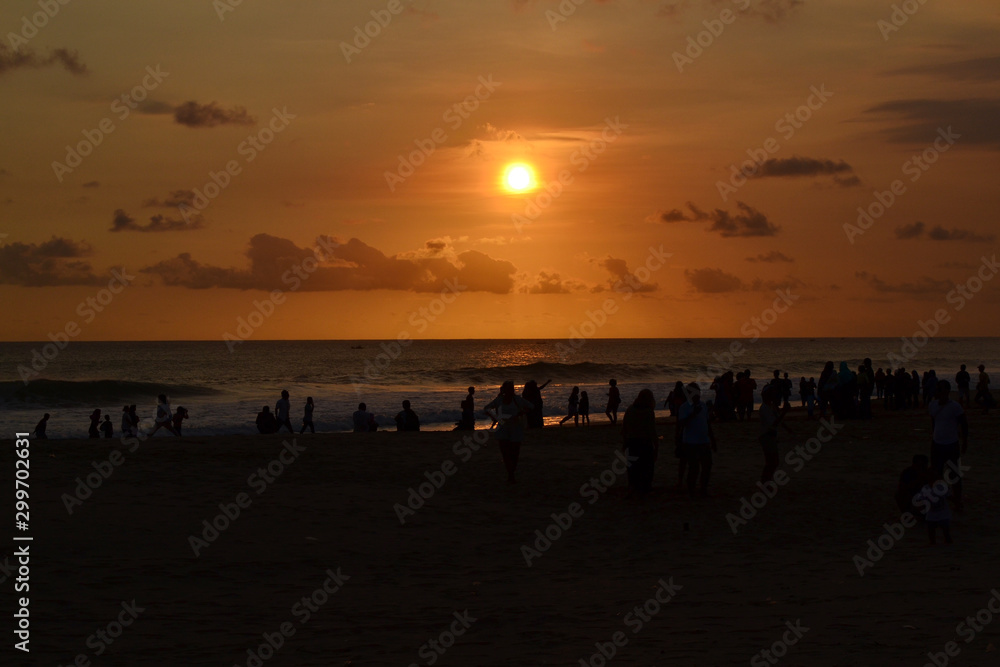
[678,383,717,497]
[256,406,278,434]
[149,395,178,436]
[275,390,294,434]
[173,406,189,436]
[895,454,929,515]
[579,390,590,425]
[32,413,50,440]
[621,389,658,499]
[395,400,420,432]
[559,386,580,426]
[484,380,533,484]
[758,386,791,484]
[928,380,968,511]
[88,409,102,438]
[605,379,622,425]
[300,397,315,434]
[353,403,371,432]
[101,414,114,438]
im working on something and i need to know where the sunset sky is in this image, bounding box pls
[1,0,998,341]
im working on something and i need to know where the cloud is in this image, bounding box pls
[887,56,1000,82]
[855,271,952,295]
[654,201,780,237]
[894,221,994,242]
[141,190,196,208]
[752,156,859,186]
[0,236,104,286]
[594,257,658,293]
[141,235,517,293]
[174,101,256,128]
[519,271,586,294]
[0,45,87,76]
[685,268,743,293]
[927,226,996,242]
[747,251,794,263]
[110,209,203,233]
[864,98,1000,149]
[894,221,926,239]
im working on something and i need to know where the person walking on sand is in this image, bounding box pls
[101,414,114,438]
[484,380,533,484]
[975,364,994,413]
[758,386,791,483]
[579,390,590,425]
[32,413,50,440]
[622,389,658,499]
[605,379,622,425]
[275,390,294,434]
[678,383,717,497]
[955,364,971,407]
[928,380,968,511]
[300,397,315,434]
[559,386,580,426]
[88,409,101,438]
[149,395,178,436]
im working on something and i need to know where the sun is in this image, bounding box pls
[502,163,536,193]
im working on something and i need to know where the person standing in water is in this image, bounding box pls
[300,397,315,434]
[101,415,114,438]
[275,390,294,434]
[559,386,580,426]
[485,380,533,484]
[149,395,178,436]
[521,379,551,428]
[88,409,102,438]
[605,379,622,425]
[579,390,590,425]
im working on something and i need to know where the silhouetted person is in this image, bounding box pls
[149,395,178,436]
[129,405,140,436]
[743,369,758,420]
[605,379,621,425]
[875,367,886,400]
[522,379,551,428]
[666,380,686,418]
[975,364,993,413]
[622,388,658,499]
[818,361,835,416]
[895,454,929,515]
[173,406,189,436]
[275,389,294,434]
[918,470,952,545]
[121,405,132,437]
[579,390,590,425]
[484,380,533,483]
[800,376,816,418]
[300,397,315,434]
[758,386,790,483]
[101,415,114,438]
[88,409,101,438]
[33,413,49,440]
[456,387,476,430]
[353,403,372,432]
[928,380,967,511]
[395,400,420,432]
[559,386,580,426]
[678,383,717,497]
[256,406,278,434]
[955,364,971,407]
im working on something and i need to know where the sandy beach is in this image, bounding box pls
[13,408,1000,665]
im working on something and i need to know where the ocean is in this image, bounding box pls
[2,338,997,439]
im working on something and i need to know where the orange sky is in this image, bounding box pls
[1,0,998,341]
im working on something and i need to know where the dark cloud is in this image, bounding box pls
[894,221,994,242]
[754,157,858,186]
[110,209,204,233]
[595,257,658,294]
[141,190,196,208]
[0,236,103,286]
[927,225,996,242]
[887,56,1000,82]
[656,201,780,237]
[864,99,1000,148]
[174,101,256,128]
[0,45,87,76]
[685,268,743,293]
[747,251,794,263]
[141,235,517,293]
[855,271,952,295]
